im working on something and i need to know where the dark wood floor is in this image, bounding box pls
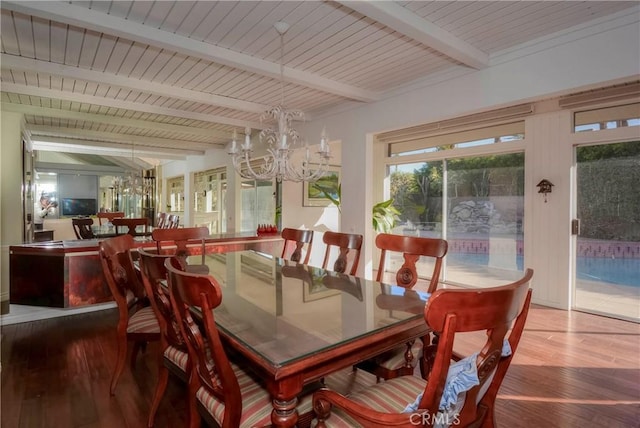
[1,305,639,428]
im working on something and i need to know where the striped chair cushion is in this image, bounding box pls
[314,376,427,427]
[127,306,160,334]
[196,363,313,427]
[164,345,189,372]
[377,340,424,370]
[316,375,468,428]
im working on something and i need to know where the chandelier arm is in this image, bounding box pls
[238,150,277,181]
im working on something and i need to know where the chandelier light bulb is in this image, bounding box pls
[229,129,238,154]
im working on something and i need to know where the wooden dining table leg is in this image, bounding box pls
[268,375,303,428]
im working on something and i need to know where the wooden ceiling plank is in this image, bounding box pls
[10,9,35,58]
[31,15,51,60]
[177,1,226,39]
[49,19,66,64]
[77,29,101,70]
[146,52,183,84]
[131,45,168,80]
[1,10,20,55]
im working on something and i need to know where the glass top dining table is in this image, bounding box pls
[187,250,431,427]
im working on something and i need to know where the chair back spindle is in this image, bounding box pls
[281,228,314,264]
[321,231,363,275]
[375,233,448,292]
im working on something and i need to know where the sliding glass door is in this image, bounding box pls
[389,153,525,286]
[574,141,640,321]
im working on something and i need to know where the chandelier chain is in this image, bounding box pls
[279,29,285,107]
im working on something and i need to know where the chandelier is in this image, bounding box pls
[112,144,152,197]
[228,21,331,182]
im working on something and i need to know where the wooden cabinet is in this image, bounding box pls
[10,234,282,308]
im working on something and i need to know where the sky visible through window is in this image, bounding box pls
[576,118,639,132]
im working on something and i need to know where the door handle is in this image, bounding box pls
[571,219,580,235]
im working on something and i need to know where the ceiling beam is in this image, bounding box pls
[338,1,489,69]
[1,81,263,130]
[1,54,269,116]
[30,136,196,159]
[27,124,219,151]
[2,1,379,103]
[1,102,222,139]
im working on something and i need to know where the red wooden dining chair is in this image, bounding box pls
[165,260,314,428]
[321,231,363,275]
[281,227,314,264]
[98,234,160,395]
[152,226,210,273]
[113,217,150,236]
[97,211,124,225]
[138,248,190,428]
[356,233,448,381]
[312,269,534,428]
[72,217,95,239]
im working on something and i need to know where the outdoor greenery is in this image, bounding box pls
[577,140,640,241]
[390,153,525,230]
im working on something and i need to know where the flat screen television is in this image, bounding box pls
[61,198,97,217]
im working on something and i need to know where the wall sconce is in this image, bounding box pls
[536,179,554,203]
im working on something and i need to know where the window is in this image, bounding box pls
[574,103,640,132]
[193,168,225,233]
[389,122,525,157]
[240,179,275,232]
[166,176,184,213]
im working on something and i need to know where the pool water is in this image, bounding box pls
[576,257,639,286]
[448,253,639,287]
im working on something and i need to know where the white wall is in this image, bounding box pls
[0,110,24,310]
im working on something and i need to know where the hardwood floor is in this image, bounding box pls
[1,305,638,427]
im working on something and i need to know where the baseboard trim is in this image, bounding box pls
[0,302,116,326]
